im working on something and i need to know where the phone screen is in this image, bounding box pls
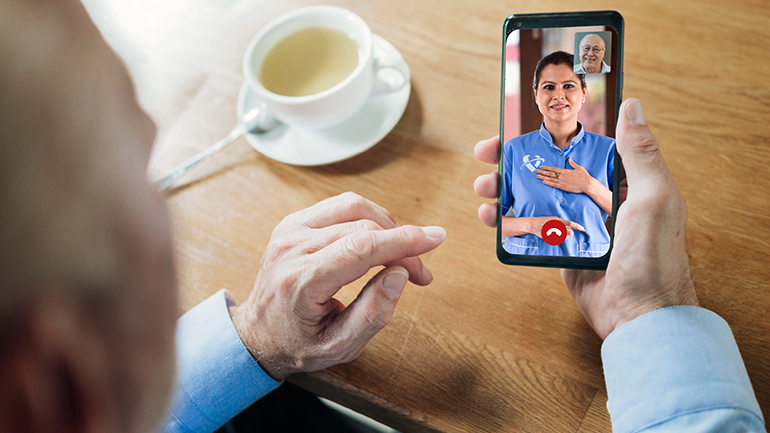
[498,12,624,269]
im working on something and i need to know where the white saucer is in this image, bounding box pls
[237,34,411,166]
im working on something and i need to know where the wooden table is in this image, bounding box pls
[84,0,770,431]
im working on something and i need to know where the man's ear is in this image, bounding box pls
[0,296,118,433]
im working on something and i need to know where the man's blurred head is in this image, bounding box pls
[0,0,177,432]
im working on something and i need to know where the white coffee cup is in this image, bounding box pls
[243,6,410,130]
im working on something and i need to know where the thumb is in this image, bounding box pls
[568,157,580,169]
[616,98,671,186]
[333,266,408,353]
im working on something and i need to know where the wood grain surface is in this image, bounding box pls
[84,0,770,431]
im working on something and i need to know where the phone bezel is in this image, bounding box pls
[497,11,624,270]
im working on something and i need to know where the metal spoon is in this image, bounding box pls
[153,103,278,192]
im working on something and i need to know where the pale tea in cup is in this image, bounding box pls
[259,27,359,97]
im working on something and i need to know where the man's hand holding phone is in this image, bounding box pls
[474,99,699,339]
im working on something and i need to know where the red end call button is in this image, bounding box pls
[541,220,567,246]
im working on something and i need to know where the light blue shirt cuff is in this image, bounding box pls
[602,306,764,433]
[163,289,281,433]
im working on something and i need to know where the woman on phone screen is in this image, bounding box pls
[501,50,614,257]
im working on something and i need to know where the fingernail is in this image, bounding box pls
[422,263,433,282]
[626,99,646,126]
[382,270,408,299]
[422,226,446,240]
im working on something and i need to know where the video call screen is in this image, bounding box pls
[500,25,621,259]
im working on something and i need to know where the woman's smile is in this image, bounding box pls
[550,103,569,111]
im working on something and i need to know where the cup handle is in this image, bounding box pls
[372,50,411,95]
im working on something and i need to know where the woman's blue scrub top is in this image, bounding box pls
[501,123,615,257]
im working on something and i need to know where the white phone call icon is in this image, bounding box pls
[546,228,562,237]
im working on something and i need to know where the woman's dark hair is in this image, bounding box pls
[532,50,586,90]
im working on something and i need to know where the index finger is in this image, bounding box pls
[311,221,433,286]
[561,219,585,232]
[285,192,398,231]
[474,136,500,165]
[304,225,447,300]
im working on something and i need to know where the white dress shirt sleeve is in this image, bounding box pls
[602,306,765,432]
[162,289,281,433]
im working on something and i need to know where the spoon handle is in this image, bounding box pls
[153,123,246,192]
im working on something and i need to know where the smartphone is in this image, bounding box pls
[497,11,625,269]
